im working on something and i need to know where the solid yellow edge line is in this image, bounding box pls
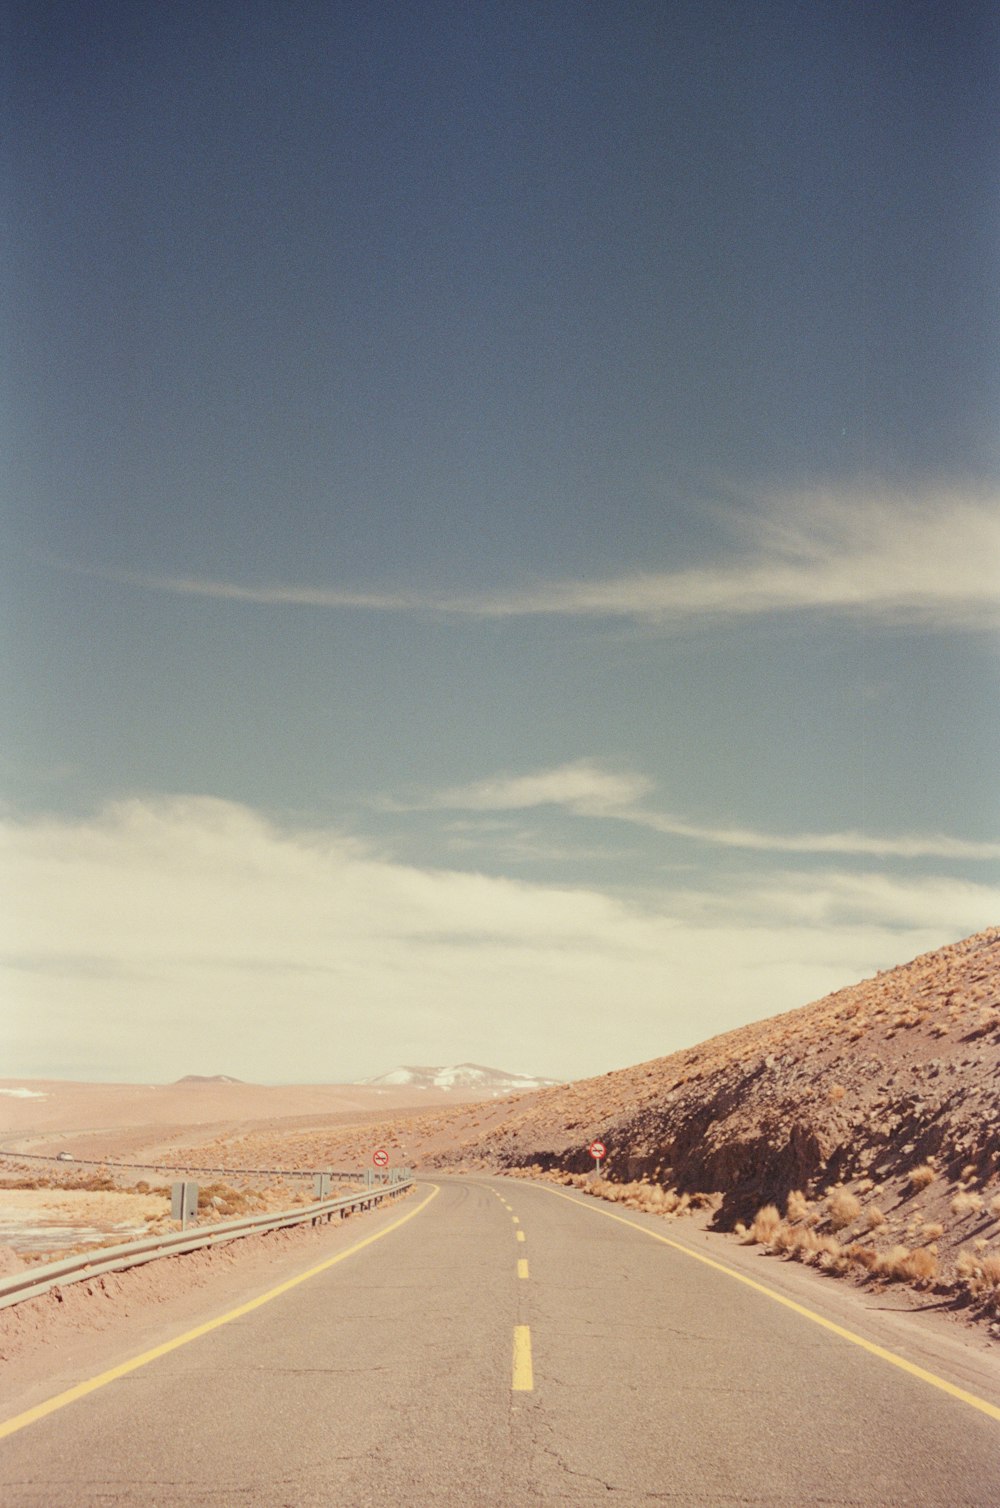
[512,1324,533,1390]
[532,1183,1000,1425]
[0,1183,441,1442]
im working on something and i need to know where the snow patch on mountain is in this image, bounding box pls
[359,1063,561,1096]
[173,1074,245,1086]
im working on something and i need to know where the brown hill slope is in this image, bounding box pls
[431,929,998,1200]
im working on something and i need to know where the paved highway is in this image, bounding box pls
[2,1176,999,1505]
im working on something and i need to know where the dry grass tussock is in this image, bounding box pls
[785,1189,811,1221]
[195,1182,269,1217]
[875,1245,939,1284]
[741,1203,782,1245]
[739,1201,942,1287]
[574,1176,719,1219]
[0,1169,127,1195]
[827,1189,862,1230]
[908,1163,937,1191]
[956,1250,1000,1312]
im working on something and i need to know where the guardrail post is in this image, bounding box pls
[171,1181,199,1231]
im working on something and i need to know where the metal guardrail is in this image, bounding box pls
[0,1150,365,1180]
[0,1177,414,1312]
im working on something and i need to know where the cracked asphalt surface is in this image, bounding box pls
[2,1175,1000,1505]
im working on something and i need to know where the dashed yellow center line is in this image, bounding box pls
[0,1184,442,1441]
[532,1183,1000,1426]
[512,1324,533,1390]
[516,1229,525,1242]
[511,1215,520,1224]
[517,1258,529,1280]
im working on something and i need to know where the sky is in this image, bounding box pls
[2,1,999,1085]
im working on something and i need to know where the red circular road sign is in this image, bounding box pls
[589,1140,607,1160]
[373,1148,389,1167]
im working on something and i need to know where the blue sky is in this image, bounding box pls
[3,2,998,1084]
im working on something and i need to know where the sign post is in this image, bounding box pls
[588,1140,606,1179]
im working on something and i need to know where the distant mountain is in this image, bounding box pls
[359,1063,562,1096]
[173,1074,245,1085]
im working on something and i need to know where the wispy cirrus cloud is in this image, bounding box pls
[403,759,1000,862]
[387,762,653,816]
[76,486,1000,630]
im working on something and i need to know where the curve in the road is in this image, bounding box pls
[2,1175,999,1506]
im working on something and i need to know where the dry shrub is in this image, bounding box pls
[960,1163,977,1182]
[909,1164,936,1190]
[583,1178,691,1218]
[771,1221,799,1254]
[688,1191,721,1211]
[640,1185,668,1212]
[866,1206,886,1230]
[786,1189,810,1222]
[743,1204,782,1245]
[585,1177,613,1201]
[818,1243,852,1274]
[904,1248,939,1283]
[828,1190,862,1230]
[828,1084,846,1102]
[876,1245,938,1284]
[990,1194,1000,1219]
[956,1249,1000,1309]
[876,1244,912,1280]
[951,1190,984,1217]
[920,1222,945,1242]
[796,1229,841,1265]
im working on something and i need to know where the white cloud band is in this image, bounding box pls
[2,796,997,1082]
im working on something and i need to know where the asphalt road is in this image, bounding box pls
[2,1175,999,1506]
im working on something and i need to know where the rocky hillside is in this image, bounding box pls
[432,930,997,1195]
[421,929,1000,1312]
